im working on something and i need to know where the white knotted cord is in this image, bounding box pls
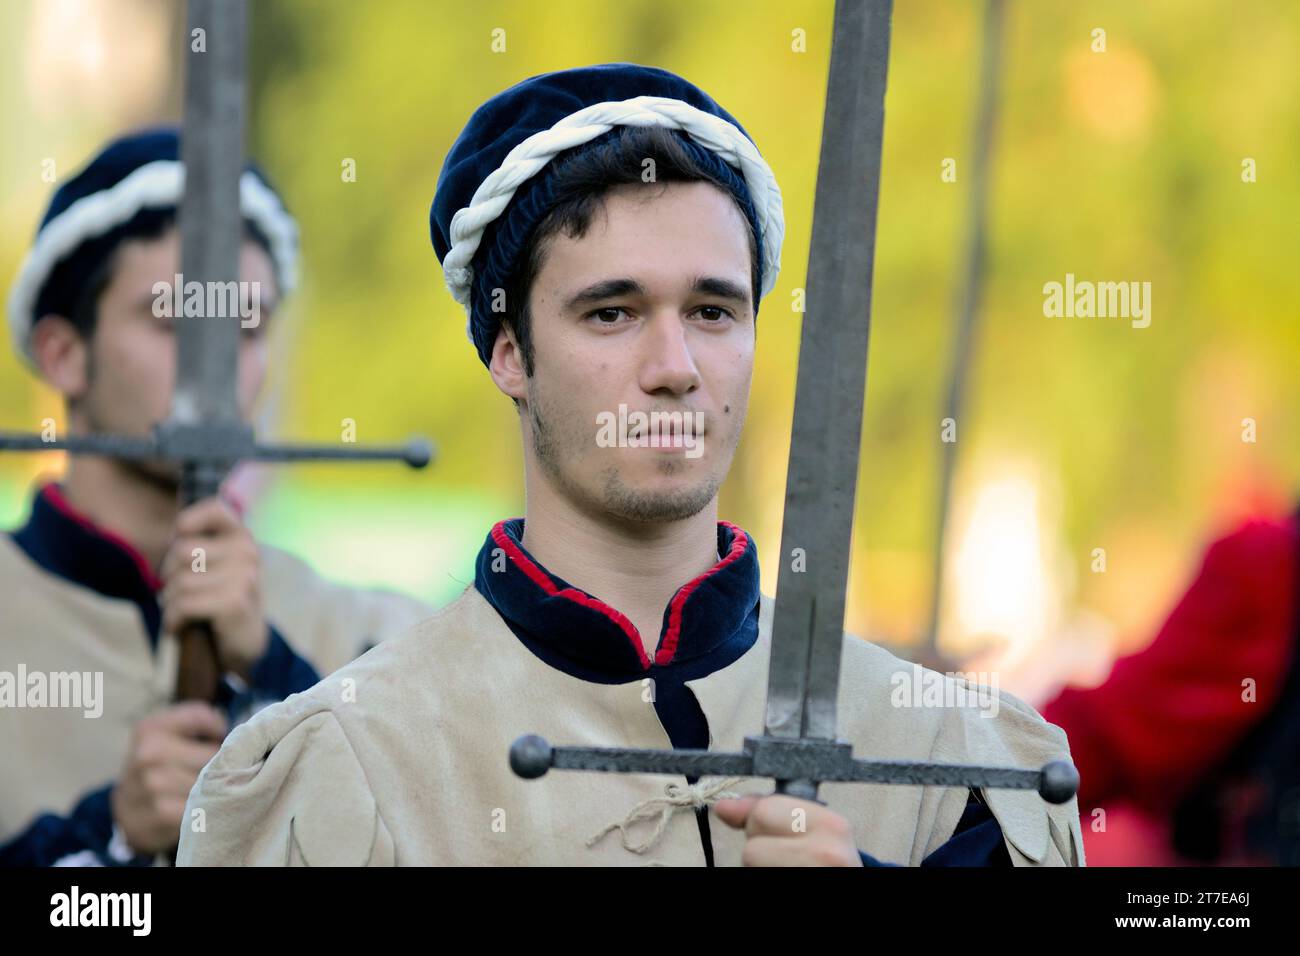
[587,777,744,854]
[440,95,785,337]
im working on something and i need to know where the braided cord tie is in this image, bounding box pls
[587,776,744,855]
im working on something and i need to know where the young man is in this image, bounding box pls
[178,64,1084,866]
[0,129,433,866]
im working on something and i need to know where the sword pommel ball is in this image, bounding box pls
[1038,760,1080,805]
[509,734,553,779]
[404,439,434,469]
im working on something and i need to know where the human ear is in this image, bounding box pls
[28,315,90,400]
[487,323,528,402]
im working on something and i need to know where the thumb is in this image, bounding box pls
[159,701,229,742]
[711,794,761,829]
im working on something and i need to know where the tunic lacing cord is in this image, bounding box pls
[587,777,743,854]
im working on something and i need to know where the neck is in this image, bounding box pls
[520,478,720,659]
[60,456,179,571]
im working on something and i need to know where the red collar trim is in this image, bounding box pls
[657,521,749,665]
[489,521,649,669]
[41,483,164,591]
[488,518,752,670]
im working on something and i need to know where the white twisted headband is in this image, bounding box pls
[441,95,785,313]
[7,159,299,365]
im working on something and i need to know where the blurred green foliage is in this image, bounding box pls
[2,0,1296,648]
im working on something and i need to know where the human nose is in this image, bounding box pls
[637,313,700,396]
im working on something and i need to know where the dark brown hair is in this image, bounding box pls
[498,125,761,377]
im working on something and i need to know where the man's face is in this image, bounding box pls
[512,180,756,524]
[74,225,278,483]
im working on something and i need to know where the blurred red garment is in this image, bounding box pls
[1042,511,1300,866]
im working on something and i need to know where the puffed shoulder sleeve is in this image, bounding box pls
[935,682,1087,868]
[176,695,394,866]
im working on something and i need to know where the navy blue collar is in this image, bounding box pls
[474,518,761,684]
[11,483,162,602]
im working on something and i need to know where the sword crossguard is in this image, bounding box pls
[508,733,1079,805]
[1037,760,1080,805]
[0,426,435,470]
[0,419,434,708]
[509,734,554,779]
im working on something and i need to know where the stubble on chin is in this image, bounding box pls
[598,463,720,523]
[527,391,723,525]
[81,381,182,494]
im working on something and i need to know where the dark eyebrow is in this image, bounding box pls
[563,278,646,313]
[132,289,279,319]
[689,275,750,307]
[563,275,750,313]
[135,292,165,315]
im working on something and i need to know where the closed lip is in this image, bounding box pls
[629,417,703,443]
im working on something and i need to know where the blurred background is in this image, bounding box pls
[1,0,1297,710]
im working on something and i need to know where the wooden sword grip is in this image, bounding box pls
[174,620,222,703]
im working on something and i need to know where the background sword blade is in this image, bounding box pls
[171,0,246,431]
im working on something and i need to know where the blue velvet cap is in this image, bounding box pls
[7,127,298,364]
[429,63,784,366]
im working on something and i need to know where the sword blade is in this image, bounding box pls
[169,0,249,707]
[170,0,247,441]
[765,0,893,743]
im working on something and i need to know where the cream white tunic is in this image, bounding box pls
[0,526,433,849]
[178,586,1085,866]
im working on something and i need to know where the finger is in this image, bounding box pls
[154,797,189,830]
[154,735,224,773]
[161,582,252,633]
[162,537,250,583]
[161,567,254,615]
[134,728,222,772]
[742,794,833,838]
[142,763,204,800]
[161,566,243,603]
[152,702,229,741]
[174,497,242,538]
[160,537,217,582]
[160,603,221,645]
[739,835,822,868]
[710,795,760,829]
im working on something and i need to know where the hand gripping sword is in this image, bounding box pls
[0,0,432,704]
[509,0,1079,811]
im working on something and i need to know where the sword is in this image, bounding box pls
[509,0,1078,810]
[0,0,433,703]
[921,0,1006,668]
